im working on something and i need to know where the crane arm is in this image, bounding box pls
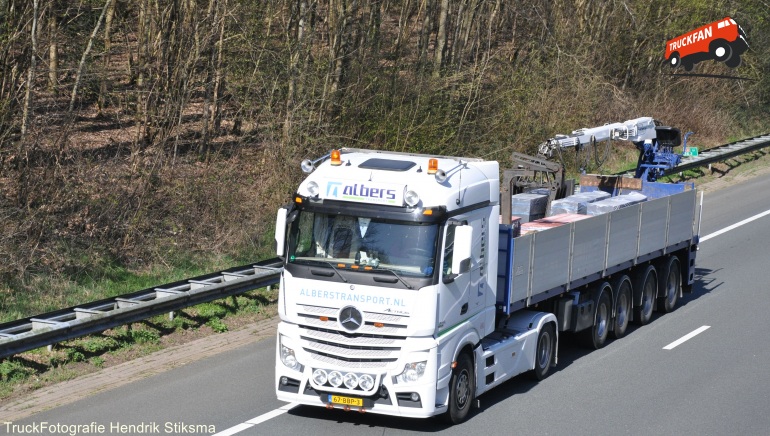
[538,117,659,157]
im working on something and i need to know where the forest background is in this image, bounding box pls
[1,0,768,320]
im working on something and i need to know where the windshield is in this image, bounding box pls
[287,210,439,277]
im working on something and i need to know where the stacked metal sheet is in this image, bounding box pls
[520,213,591,235]
[586,191,648,215]
[549,190,611,216]
[510,193,549,222]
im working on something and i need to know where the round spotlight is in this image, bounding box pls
[359,374,375,391]
[307,181,320,196]
[404,190,420,207]
[312,369,328,385]
[343,373,359,390]
[328,371,343,388]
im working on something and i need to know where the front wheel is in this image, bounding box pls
[446,352,474,424]
[530,323,555,380]
[668,52,681,69]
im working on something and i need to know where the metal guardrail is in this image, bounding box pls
[0,258,283,360]
[664,132,770,176]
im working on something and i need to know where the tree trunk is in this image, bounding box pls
[21,0,38,138]
[47,11,58,94]
[98,0,116,114]
[69,0,112,114]
[433,0,448,76]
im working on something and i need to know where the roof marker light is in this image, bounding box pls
[427,159,439,174]
[330,149,342,166]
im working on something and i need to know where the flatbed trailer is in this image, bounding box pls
[274,148,700,424]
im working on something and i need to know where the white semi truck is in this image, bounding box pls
[274,140,699,423]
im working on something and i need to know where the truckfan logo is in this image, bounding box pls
[339,306,363,332]
[665,17,749,71]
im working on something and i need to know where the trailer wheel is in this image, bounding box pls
[446,352,474,424]
[530,323,555,380]
[658,256,681,313]
[583,284,611,349]
[612,276,632,339]
[633,265,657,325]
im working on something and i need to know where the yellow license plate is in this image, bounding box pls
[328,395,363,407]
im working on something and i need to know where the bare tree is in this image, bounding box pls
[68,0,113,114]
[21,0,38,138]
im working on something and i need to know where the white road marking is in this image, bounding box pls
[700,209,770,242]
[212,403,299,436]
[663,326,711,350]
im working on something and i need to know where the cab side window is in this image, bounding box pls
[442,224,456,277]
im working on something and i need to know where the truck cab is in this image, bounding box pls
[274,148,501,419]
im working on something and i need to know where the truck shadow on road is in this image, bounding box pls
[286,267,720,431]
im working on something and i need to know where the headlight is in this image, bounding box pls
[279,336,304,372]
[395,361,427,384]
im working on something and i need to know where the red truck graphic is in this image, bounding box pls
[666,17,749,71]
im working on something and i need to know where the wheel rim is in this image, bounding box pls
[715,47,726,58]
[455,370,470,408]
[666,263,680,306]
[616,292,628,328]
[537,331,552,369]
[597,303,608,338]
[642,278,655,317]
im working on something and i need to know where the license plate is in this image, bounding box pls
[328,394,363,407]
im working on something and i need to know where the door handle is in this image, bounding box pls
[461,303,468,315]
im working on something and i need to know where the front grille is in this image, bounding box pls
[297,304,408,369]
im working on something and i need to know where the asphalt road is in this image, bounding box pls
[10,172,770,436]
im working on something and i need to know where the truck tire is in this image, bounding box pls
[668,52,681,69]
[657,256,681,313]
[725,55,742,68]
[633,265,657,325]
[710,39,733,63]
[612,275,632,339]
[530,323,555,380]
[583,283,611,349]
[446,352,474,424]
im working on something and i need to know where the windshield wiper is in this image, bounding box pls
[303,258,348,282]
[321,260,348,283]
[373,268,412,289]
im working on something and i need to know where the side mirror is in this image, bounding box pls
[275,207,288,256]
[451,225,472,275]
